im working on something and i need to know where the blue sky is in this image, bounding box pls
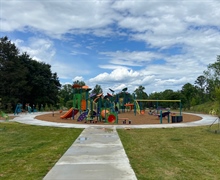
[1,0,220,95]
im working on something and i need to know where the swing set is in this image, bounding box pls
[134,99,182,124]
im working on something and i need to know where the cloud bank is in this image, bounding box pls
[1,0,220,94]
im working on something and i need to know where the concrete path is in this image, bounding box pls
[8,112,218,180]
[43,126,137,180]
[12,112,217,129]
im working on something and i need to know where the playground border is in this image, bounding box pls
[11,112,217,129]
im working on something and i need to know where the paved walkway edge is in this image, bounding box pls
[12,112,218,129]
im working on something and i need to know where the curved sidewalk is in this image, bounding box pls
[12,112,217,129]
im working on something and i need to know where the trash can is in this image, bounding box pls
[172,116,183,123]
[176,116,183,122]
[171,116,177,123]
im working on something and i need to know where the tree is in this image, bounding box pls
[0,36,28,108]
[147,92,162,108]
[203,55,220,100]
[214,87,220,113]
[181,83,197,110]
[148,92,163,99]
[134,86,148,99]
[58,84,73,107]
[194,75,207,103]
[195,75,206,90]
[21,57,61,106]
[73,80,85,86]
[91,84,103,95]
[148,90,183,109]
[161,89,179,108]
[0,36,61,111]
[134,86,148,109]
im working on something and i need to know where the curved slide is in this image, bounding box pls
[134,101,141,114]
[60,108,79,119]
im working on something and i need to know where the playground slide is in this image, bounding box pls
[60,108,79,119]
[78,110,97,121]
[77,111,88,121]
[134,101,140,114]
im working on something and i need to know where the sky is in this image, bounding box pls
[1,0,220,95]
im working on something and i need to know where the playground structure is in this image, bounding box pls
[118,88,131,113]
[60,108,79,119]
[133,99,182,124]
[209,109,216,116]
[14,103,23,115]
[13,103,38,115]
[60,84,183,124]
[60,84,91,119]
[40,107,201,125]
[60,84,117,123]
[0,111,9,121]
[25,103,35,113]
[60,85,133,124]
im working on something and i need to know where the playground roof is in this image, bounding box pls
[72,84,82,88]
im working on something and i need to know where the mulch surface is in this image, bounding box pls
[35,110,202,125]
[0,116,15,121]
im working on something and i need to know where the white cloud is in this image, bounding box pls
[99,51,162,67]
[89,68,139,83]
[89,67,159,94]
[98,64,128,70]
[73,76,84,82]
[2,0,220,95]
[14,37,55,63]
[70,50,88,56]
[1,1,117,38]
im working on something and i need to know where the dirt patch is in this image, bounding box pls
[35,110,202,125]
[0,116,15,121]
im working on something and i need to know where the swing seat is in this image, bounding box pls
[158,111,170,118]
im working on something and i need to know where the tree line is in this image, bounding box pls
[1,36,220,112]
[0,36,61,112]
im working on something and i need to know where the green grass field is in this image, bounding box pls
[1,121,220,179]
[118,126,220,180]
[0,122,83,180]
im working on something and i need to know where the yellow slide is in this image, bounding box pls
[134,101,140,114]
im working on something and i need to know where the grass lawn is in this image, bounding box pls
[118,125,220,180]
[0,122,83,180]
[1,120,220,180]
